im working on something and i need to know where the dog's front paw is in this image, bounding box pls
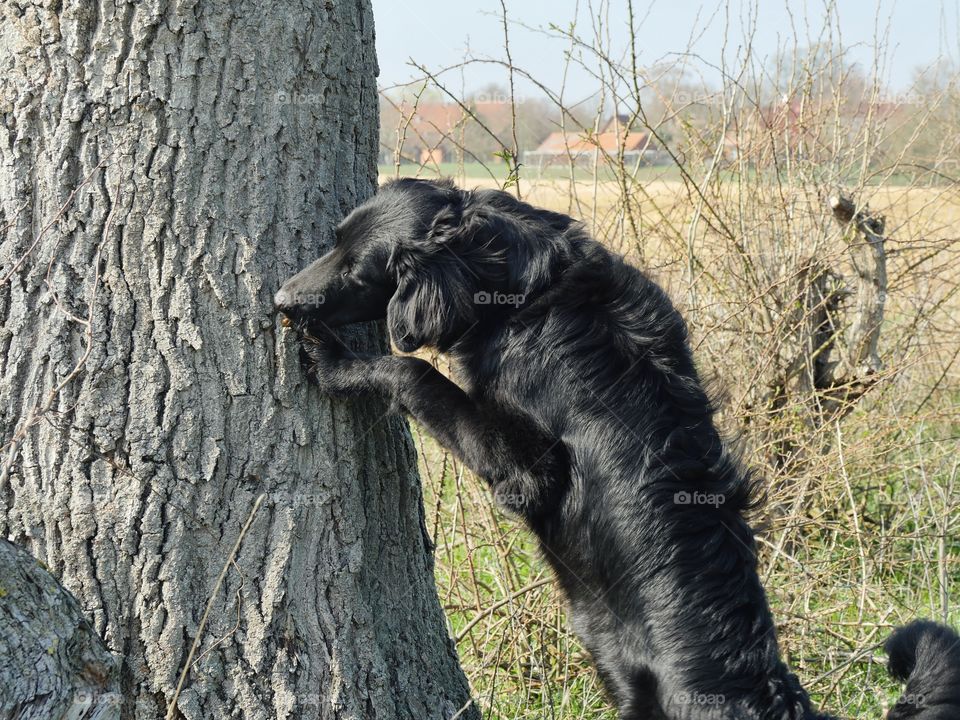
[297,325,377,397]
[299,323,344,362]
[298,329,348,393]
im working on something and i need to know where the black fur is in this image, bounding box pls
[885,622,960,719]
[275,177,960,720]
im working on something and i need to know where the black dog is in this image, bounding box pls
[275,178,960,720]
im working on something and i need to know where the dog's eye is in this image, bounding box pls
[340,269,350,279]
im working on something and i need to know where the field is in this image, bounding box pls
[391,169,960,718]
[378,162,689,184]
[379,163,950,188]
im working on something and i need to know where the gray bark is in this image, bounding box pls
[0,538,120,720]
[0,1,476,719]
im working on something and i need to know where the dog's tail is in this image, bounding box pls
[884,620,960,718]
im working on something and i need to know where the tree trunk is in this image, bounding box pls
[0,538,120,719]
[0,2,476,719]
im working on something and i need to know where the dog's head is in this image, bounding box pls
[275,177,575,352]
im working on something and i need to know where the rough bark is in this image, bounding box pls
[0,2,475,719]
[0,539,120,719]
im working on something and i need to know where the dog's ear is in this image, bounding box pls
[386,272,429,353]
[386,261,478,353]
[385,186,569,353]
[386,197,479,353]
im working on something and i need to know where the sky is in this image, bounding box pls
[370,0,959,102]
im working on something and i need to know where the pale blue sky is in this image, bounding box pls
[371,0,958,100]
